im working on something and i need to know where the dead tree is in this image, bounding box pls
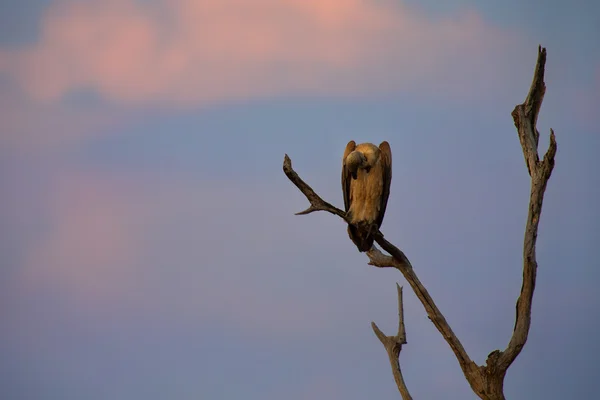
[282,46,556,399]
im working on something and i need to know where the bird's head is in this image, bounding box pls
[346,151,367,179]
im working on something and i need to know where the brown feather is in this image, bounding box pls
[341,141,393,252]
[377,141,392,229]
[341,140,356,213]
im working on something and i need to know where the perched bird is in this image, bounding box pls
[342,141,392,252]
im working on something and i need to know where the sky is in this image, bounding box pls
[0,0,599,399]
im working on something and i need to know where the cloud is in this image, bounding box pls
[0,87,122,153]
[0,0,523,107]
[16,169,349,336]
[20,171,143,304]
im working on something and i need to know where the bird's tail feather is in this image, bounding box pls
[347,224,374,252]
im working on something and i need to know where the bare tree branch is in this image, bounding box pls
[282,46,556,400]
[282,153,479,379]
[499,46,557,371]
[282,154,348,220]
[282,153,481,390]
[367,245,478,380]
[372,284,412,400]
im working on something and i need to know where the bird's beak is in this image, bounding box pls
[351,171,358,179]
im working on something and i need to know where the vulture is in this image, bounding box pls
[342,141,392,252]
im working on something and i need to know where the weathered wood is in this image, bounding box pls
[282,46,557,400]
[283,154,349,221]
[372,285,412,400]
[367,246,480,386]
[499,47,557,372]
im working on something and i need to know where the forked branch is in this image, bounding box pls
[372,284,412,400]
[283,154,478,386]
[283,155,348,221]
[282,46,556,400]
[500,46,557,371]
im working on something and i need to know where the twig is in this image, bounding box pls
[372,284,412,400]
[282,154,349,221]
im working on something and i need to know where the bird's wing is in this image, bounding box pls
[376,141,392,228]
[342,140,356,212]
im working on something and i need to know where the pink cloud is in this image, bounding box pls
[0,88,124,153]
[17,170,348,335]
[0,0,523,107]
[20,171,143,303]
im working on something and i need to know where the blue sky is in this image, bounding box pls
[1,0,599,399]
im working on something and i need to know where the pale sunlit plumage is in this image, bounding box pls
[342,141,392,252]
